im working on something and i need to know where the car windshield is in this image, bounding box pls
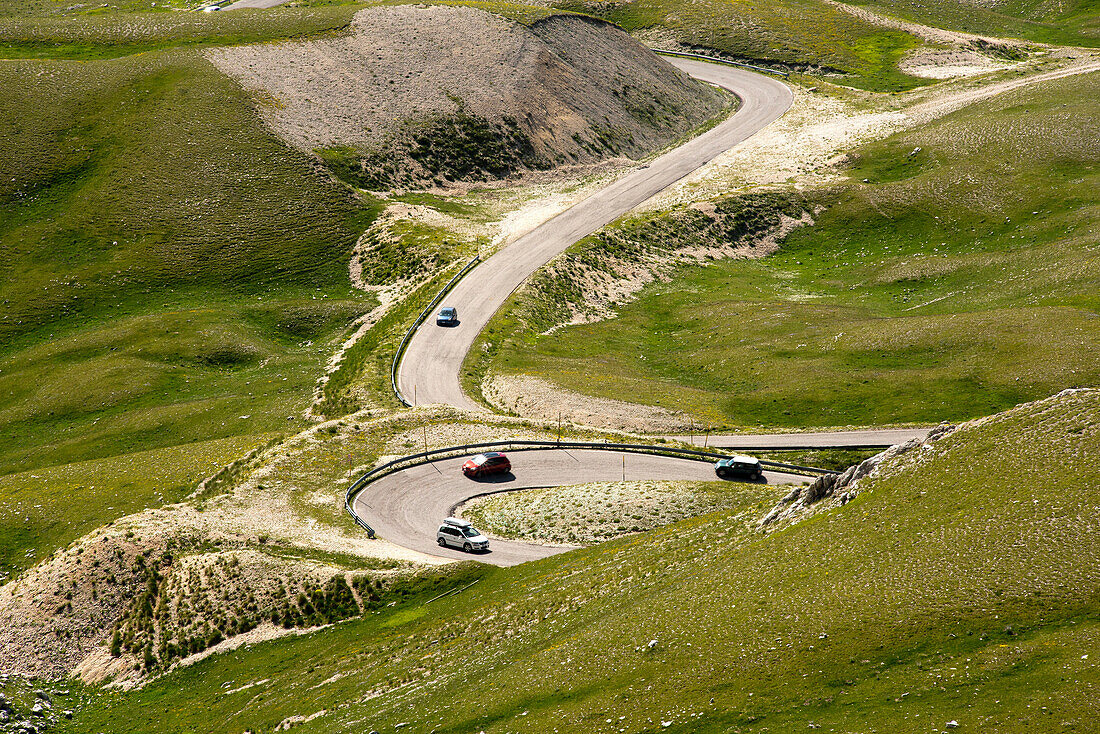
[462,527,481,538]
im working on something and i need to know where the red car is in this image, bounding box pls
[462,452,511,478]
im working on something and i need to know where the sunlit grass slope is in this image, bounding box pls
[0,5,362,59]
[488,70,1100,428]
[0,435,268,582]
[842,0,1099,46]
[555,0,929,91]
[61,389,1100,732]
[0,50,377,570]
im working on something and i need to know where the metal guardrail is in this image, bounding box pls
[652,48,790,79]
[706,443,893,451]
[344,439,836,538]
[390,255,481,407]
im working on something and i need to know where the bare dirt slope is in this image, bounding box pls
[206,5,727,186]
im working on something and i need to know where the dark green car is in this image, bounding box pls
[714,455,763,480]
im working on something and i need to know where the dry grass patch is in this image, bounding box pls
[461,479,785,544]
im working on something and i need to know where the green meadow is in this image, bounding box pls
[0,49,378,570]
[50,390,1100,732]
[483,70,1100,428]
[556,0,932,91]
[844,0,1100,46]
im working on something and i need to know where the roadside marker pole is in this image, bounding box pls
[704,429,710,449]
[622,454,626,482]
[557,412,562,445]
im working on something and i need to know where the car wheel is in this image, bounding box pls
[437,537,447,547]
[463,543,472,552]
[753,470,762,480]
[717,468,729,479]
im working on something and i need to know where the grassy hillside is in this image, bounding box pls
[843,0,1100,46]
[0,435,269,583]
[0,49,378,572]
[0,0,210,16]
[480,70,1100,429]
[555,0,930,91]
[48,389,1100,732]
[0,6,361,59]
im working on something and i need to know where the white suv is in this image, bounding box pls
[436,517,489,552]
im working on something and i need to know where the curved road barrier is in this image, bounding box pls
[652,49,790,78]
[345,439,830,564]
[667,427,932,449]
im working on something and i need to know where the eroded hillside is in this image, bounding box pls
[207,5,729,188]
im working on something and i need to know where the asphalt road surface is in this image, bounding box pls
[397,59,794,410]
[667,428,932,449]
[214,6,932,566]
[352,449,809,566]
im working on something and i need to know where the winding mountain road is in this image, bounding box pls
[370,59,929,564]
[397,58,794,411]
[354,449,809,566]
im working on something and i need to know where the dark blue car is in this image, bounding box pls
[436,306,458,326]
[714,455,763,480]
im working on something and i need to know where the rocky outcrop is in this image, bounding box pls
[759,423,956,528]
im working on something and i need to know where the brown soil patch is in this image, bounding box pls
[899,45,1016,79]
